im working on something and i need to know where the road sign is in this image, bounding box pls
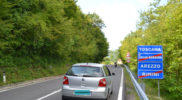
[126,52,130,63]
[138,45,163,79]
[127,52,130,57]
[138,62,163,70]
[138,53,163,62]
[138,70,163,79]
[138,45,163,54]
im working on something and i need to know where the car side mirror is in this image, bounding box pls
[112,73,115,76]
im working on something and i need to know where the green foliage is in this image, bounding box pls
[102,57,112,65]
[108,50,119,62]
[0,65,70,86]
[119,0,182,99]
[102,50,119,64]
[0,0,108,85]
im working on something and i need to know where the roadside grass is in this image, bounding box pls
[142,79,164,100]
[123,66,140,100]
[0,65,70,86]
[123,65,164,100]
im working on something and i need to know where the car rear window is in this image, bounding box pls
[66,66,104,77]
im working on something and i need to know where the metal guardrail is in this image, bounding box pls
[123,64,149,100]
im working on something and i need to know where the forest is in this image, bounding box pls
[0,0,108,85]
[119,0,182,99]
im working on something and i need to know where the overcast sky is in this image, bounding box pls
[77,0,153,50]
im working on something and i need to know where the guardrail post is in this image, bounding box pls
[3,71,6,83]
[49,65,52,69]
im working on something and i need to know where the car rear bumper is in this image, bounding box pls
[62,86,107,99]
[62,95,107,100]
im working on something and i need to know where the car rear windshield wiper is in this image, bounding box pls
[82,75,95,77]
[67,74,78,76]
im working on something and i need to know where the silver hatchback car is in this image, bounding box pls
[62,63,115,100]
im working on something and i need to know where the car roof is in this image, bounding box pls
[72,63,104,68]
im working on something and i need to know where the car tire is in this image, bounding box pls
[105,90,110,100]
[105,97,109,100]
[111,89,113,95]
[62,96,67,100]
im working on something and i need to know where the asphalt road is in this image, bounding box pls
[0,65,123,100]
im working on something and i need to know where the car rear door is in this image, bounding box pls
[103,66,112,92]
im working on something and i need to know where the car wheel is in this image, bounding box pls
[105,91,110,100]
[62,96,67,100]
[111,89,113,95]
[105,96,109,100]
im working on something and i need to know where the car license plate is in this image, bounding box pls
[74,90,91,96]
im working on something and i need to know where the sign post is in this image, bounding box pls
[137,45,163,97]
[158,80,160,97]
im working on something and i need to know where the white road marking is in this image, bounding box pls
[0,76,63,93]
[0,89,9,93]
[37,89,62,100]
[118,68,124,100]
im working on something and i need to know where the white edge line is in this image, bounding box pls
[37,89,62,100]
[0,76,63,93]
[118,68,124,100]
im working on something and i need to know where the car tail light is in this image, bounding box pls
[63,76,69,85]
[98,78,106,87]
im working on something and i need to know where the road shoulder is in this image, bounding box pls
[0,75,63,93]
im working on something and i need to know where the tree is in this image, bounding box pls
[119,0,182,99]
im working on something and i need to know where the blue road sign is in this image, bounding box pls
[138,62,163,70]
[138,70,163,79]
[138,53,163,62]
[138,45,163,79]
[138,45,163,54]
